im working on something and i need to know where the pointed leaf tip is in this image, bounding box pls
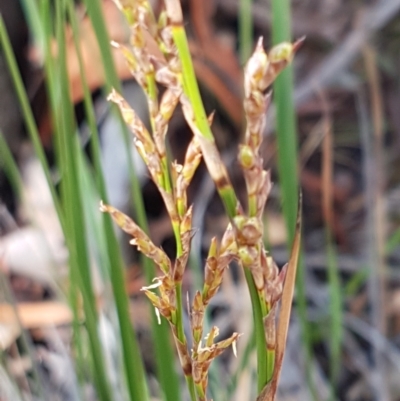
[293,36,306,53]
[264,191,302,400]
[256,36,264,50]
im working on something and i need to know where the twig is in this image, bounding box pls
[295,0,400,106]
[357,86,390,401]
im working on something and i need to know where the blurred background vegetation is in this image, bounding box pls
[1,0,400,400]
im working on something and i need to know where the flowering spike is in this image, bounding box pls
[191,291,205,346]
[220,224,237,255]
[108,90,156,157]
[100,4,301,398]
[244,37,269,96]
[238,145,256,169]
[100,202,171,274]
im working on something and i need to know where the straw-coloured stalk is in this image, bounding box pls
[256,198,302,401]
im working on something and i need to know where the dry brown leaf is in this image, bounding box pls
[0,302,73,329]
[189,0,215,45]
[257,195,302,401]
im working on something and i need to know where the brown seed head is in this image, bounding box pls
[244,37,269,96]
[191,291,205,344]
[220,224,237,255]
[234,216,263,246]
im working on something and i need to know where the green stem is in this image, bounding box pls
[144,73,174,196]
[169,4,272,396]
[243,268,268,392]
[176,283,197,401]
[271,0,297,241]
[171,24,238,219]
[239,0,253,65]
[173,222,183,256]
[248,196,257,218]
[186,375,197,401]
[172,27,212,141]
[271,1,316,397]
[175,283,186,343]
[0,16,64,228]
[53,3,114,399]
[81,2,183,400]
[0,130,23,200]
[146,73,158,130]
[266,349,275,383]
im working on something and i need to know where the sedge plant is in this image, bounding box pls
[0,0,301,399]
[100,1,302,400]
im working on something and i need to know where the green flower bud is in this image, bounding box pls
[269,42,294,63]
[233,215,247,231]
[238,245,258,266]
[238,145,255,169]
[208,237,218,258]
[158,10,168,28]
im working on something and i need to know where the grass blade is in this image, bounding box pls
[0,129,23,201]
[271,0,298,234]
[256,197,301,401]
[239,0,253,65]
[67,2,180,400]
[0,16,63,226]
[49,3,116,400]
[274,196,302,387]
[270,2,316,398]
